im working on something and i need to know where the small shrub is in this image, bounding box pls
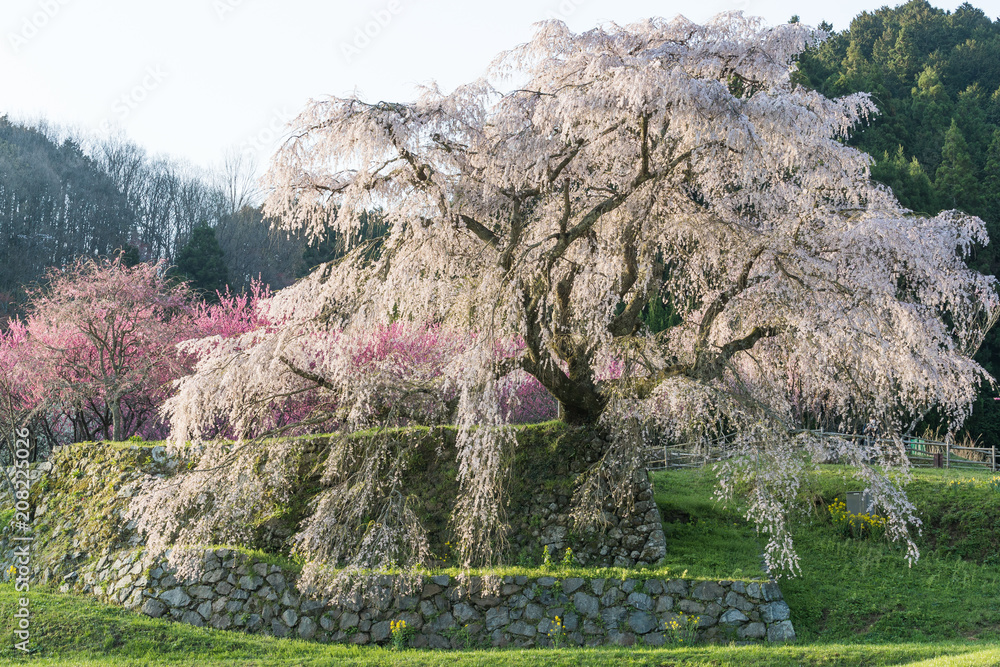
[443,623,475,649]
[390,619,412,649]
[664,612,699,645]
[561,547,575,567]
[547,616,567,647]
[828,498,886,540]
[515,548,536,567]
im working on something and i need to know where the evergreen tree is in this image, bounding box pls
[642,295,682,334]
[910,66,953,171]
[983,129,1000,223]
[955,83,992,170]
[299,209,388,278]
[935,118,980,212]
[117,245,142,268]
[871,146,939,213]
[175,225,229,298]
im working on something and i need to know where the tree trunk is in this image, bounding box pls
[558,400,600,426]
[111,398,123,442]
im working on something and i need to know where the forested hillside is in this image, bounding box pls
[0,120,132,306]
[0,119,307,303]
[796,0,1000,442]
[3,1,1000,442]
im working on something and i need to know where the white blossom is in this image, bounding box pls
[132,13,997,585]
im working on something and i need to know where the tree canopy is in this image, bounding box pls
[174,224,230,298]
[135,13,997,587]
[795,0,1000,444]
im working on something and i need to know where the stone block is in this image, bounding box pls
[678,599,705,614]
[453,602,479,624]
[725,591,754,612]
[181,610,204,627]
[485,606,509,631]
[628,611,657,635]
[159,588,190,608]
[210,613,232,630]
[141,598,166,618]
[433,612,455,632]
[767,620,795,642]
[270,619,291,638]
[508,620,536,637]
[665,579,689,596]
[189,585,213,599]
[626,592,653,611]
[573,592,599,618]
[370,619,390,643]
[760,601,790,623]
[643,579,663,596]
[720,609,749,625]
[301,599,325,614]
[739,621,766,639]
[691,581,726,601]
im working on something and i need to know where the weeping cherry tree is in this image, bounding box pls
[132,13,998,591]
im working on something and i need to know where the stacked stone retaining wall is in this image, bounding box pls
[74,548,794,647]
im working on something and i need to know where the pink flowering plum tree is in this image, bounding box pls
[0,263,276,455]
[17,257,196,443]
[133,13,996,586]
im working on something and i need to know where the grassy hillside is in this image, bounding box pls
[4,459,1000,664]
[654,465,1000,643]
[0,585,998,666]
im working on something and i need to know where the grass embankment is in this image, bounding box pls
[0,585,997,666]
[656,465,1000,643]
[4,464,1000,665]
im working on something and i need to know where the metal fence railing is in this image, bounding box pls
[646,430,998,473]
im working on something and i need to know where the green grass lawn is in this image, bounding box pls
[0,585,998,666]
[655,465,1000,644]
[3,464,1000,665]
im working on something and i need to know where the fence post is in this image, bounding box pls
[946,442,950,469]
[993,445,996,473]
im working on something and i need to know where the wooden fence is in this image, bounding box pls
[646,430,998,473]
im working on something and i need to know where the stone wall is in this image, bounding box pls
[9,432,667,582]
[506,433,667,566]
[73,548,794,647]
[2,436,795,649]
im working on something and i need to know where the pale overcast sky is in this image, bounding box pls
[0,0,993,172]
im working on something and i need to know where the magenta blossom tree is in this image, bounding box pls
[20,257,195,442]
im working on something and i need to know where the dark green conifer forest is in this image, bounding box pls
[796,0,1000,442]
